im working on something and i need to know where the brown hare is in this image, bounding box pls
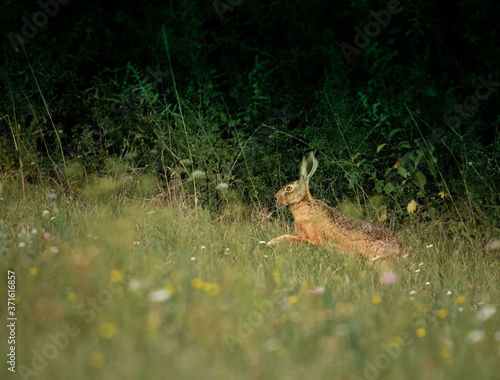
[268,151,404,258]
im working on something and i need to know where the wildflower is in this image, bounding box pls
[67,293,77,301]
[191,278,204,289]
[133,241,140,245]
[272,270,280,284]
[372,296,382,304]
[32,228,37,234]
[29,267,38,276]
[415,269,421,273]
[43,233,50,239]
[455,296,465,304]
[203,283,221,296]
[289,295,298,304]
[190,170,206,179]
[99,323,116,339]
[425,282,431,285]
[190,257,196,261]
[441,347,453,364]
[18,242,26,248]
[201,246,206,249]
[426,244,433,248]
[310,286,325,294]
[437,309,448,319]
[215,183,228,190]
[110,269,123,283]
[50,247,59,253]
[148,289,172,302]
[416,328,427,338]
[165,283,174,295]
[88,352,105,368]
[467,329,485,344]
[42,210,50,216]
[381,272,397,284]
[128,279,143,290]
[447,291,452,296]
[476,305,496,323]
[409,290,417,295]
[259,241,266,244]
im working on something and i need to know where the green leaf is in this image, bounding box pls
[384,181,398,194]
[397,166,408,178]
[414,171,427,188]
[389,128,402,140]
[377,143,388,153]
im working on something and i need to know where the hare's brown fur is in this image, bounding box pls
[268,151,404,258]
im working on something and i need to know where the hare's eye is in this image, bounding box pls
[285,185,293,192]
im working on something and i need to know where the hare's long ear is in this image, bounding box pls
[299,150,318,184]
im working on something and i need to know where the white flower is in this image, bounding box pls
[18,242,26,248]
[476,305,496,323]
[50,246,59,253]
[447,291,452,295]
[259,241,266,244]
[467,329,485,344]
[148,289,171,302]
[42,210,50,216]
[425,282,431,285]
[409,290,417,295]
[201,246,206,249]
[415,269,421,273]
[426,244,433,248]
[191,170,206,179]
[190,257,196,261]
[215,183,229,190]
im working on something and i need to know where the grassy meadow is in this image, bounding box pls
[1,176,499,380]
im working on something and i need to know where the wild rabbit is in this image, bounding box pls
[268,151,404,258]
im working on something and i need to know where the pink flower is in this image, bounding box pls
[381,272,398,284]
[310,286,325,294]
[43,233,50,239]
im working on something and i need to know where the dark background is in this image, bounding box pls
[1,0,499,238]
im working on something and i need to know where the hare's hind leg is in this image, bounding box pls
[267,234,305,246]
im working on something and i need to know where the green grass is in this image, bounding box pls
[1,178,499,380]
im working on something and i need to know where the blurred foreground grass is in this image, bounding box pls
[0,178,499,380]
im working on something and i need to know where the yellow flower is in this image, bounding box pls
[89,352,105,368]
[333,274,341,281]
[203,283,221,296]
[67,293,77,301]
[273,270,280,284]
[455,296,465,304]
[372,296,382,304]
[289,295,298,304]
[437,308,448,319]
[110,269,123,283]
[191,278,204,289]
[441,347,453,364]
[416,328,427,338]
[390,336,404,347]
[29,267,38,276]
[164,283,174,295]
[99,323,116,339]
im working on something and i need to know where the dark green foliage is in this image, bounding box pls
[0,0,498,238]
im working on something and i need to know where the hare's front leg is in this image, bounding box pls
[267,234,306,246]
